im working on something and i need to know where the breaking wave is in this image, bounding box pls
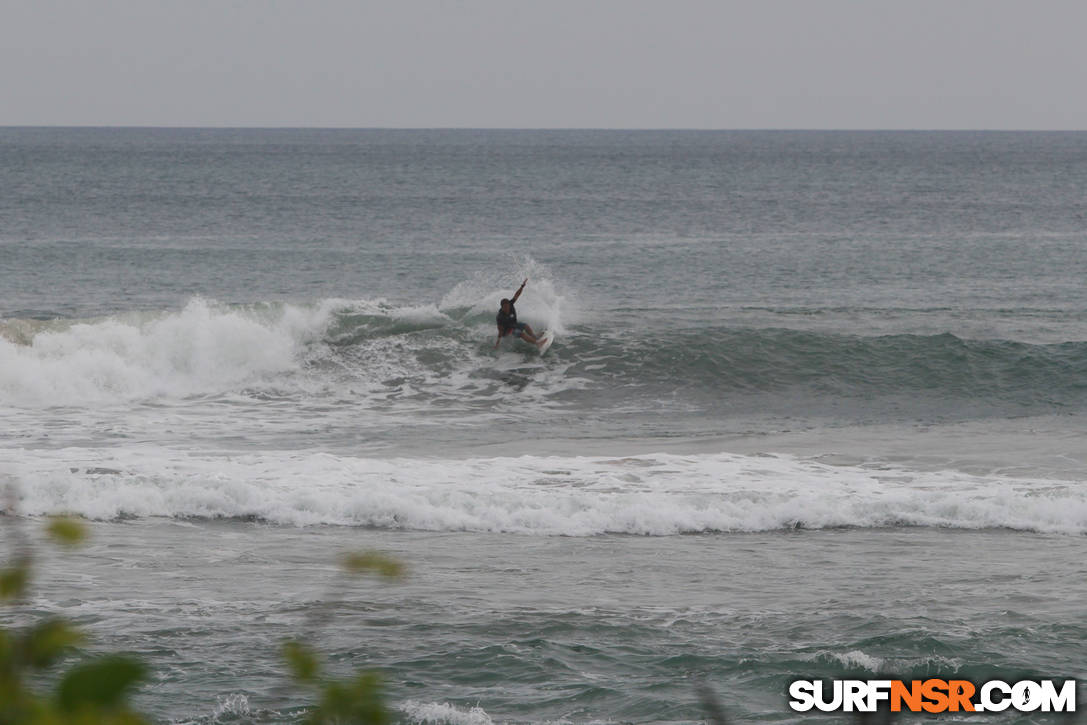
[4,293,1087,414]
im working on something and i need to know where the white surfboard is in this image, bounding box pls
[538,330,555,355]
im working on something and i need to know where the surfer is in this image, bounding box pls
[495,279,545,348]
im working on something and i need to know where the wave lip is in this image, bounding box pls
[11,450,1087,536]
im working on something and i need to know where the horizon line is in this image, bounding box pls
[3,124,1086,133]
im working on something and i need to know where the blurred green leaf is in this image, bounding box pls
[46,516,87,548]
[340,552,404,580]
[0,562,29,601]
[311,671,388,725]
[0,527,400,725]
[0,628,14,672]
[57,655,146,712]
[23,618,85,669]
[283,639,321,683]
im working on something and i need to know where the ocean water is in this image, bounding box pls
[1,128,1086,723]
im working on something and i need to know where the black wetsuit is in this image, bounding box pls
[496,303,518,335]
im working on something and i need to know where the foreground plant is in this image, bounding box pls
[1,516,148,725]
[281,551,405,725]
[2,509,402,725]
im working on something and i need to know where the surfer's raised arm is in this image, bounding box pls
[510,279,527,303]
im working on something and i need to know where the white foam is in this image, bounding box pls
[401,701,495,725]
[832,650,886,671]
[9,448,1087,536]
[211,693,251,719]
[0,298,337,406]
[332,298,452,327]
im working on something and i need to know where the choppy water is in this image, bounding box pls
[2,128,1086,722]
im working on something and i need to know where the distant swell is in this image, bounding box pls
[10,450,1087,536]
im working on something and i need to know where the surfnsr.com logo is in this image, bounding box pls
[789,679,1077,713]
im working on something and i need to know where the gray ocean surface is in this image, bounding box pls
[2,128,1086,723]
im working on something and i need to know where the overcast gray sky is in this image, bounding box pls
[3,0,1086,129]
